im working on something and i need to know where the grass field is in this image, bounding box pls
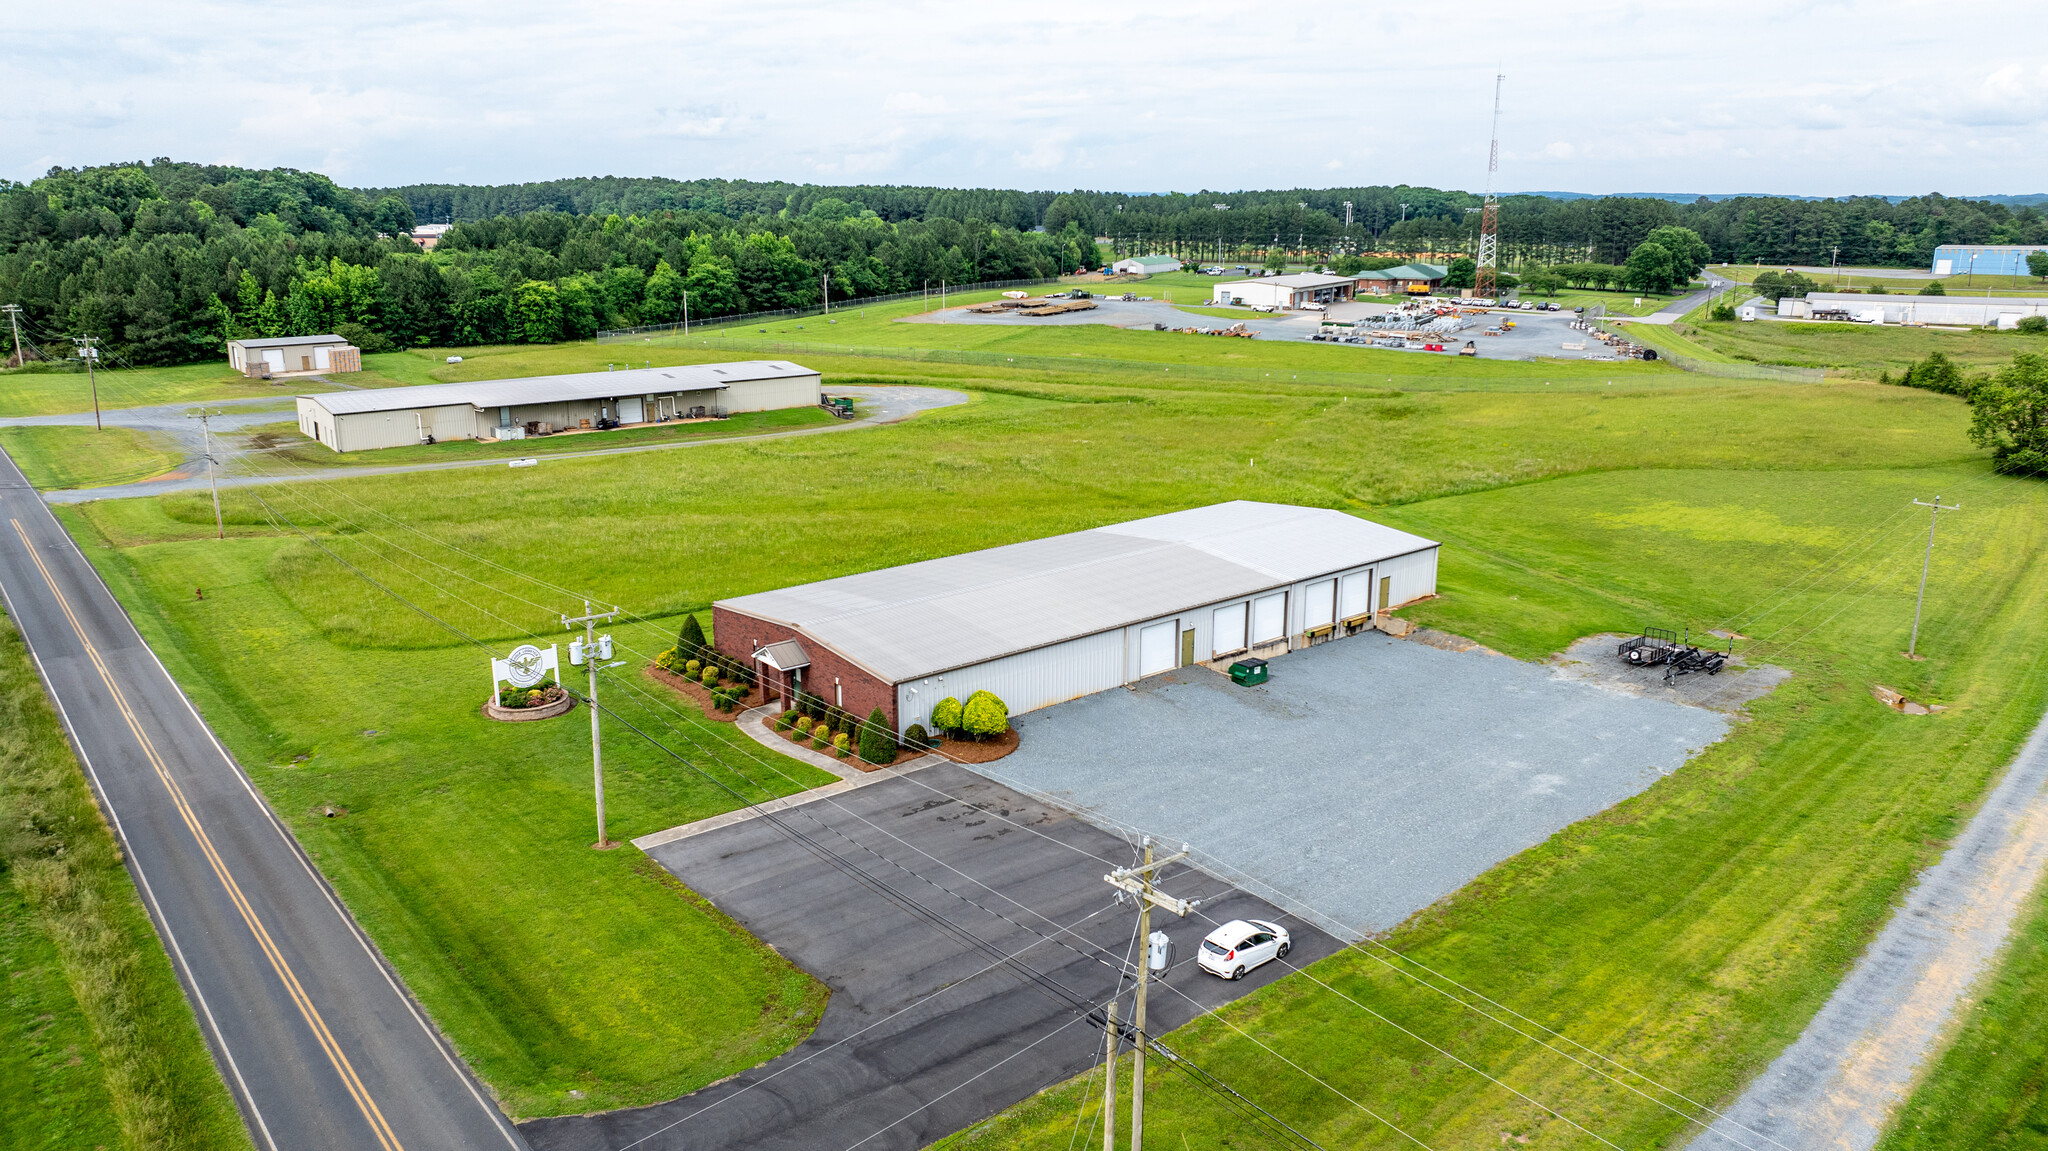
[0,425,186,488]
[1631,315,2048,376]
[233,405,841,471]
[61,497,837,1118]
[0,611,252,1150]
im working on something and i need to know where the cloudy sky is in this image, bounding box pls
[7,2,2044,197]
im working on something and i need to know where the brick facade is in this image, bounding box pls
[712,605,900,731]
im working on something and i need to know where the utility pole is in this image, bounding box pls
[1103,837,1199,1151]
[72,335,101,430]
[822,272,830,316]
[563,600,622,846]
[2,304,22,368]
[682,290,689,336]
[1101,997,1117,1151]
[1830,246,1841,287]
[1908,497,1961,658]
[188,409,225,539]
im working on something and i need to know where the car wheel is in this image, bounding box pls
[1277,941,1290,959]
[1230,966,1245,981]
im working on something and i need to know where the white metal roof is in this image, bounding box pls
[231,334,349,350]
[719,502,1438,684]
[299,361,817,416]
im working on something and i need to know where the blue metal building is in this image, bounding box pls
[1931,245,2048,277]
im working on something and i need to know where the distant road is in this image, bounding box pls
[0,444,528,1150]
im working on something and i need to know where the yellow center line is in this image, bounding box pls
[9,518,405,1151]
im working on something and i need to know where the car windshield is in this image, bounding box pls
[1202,940,1229,956]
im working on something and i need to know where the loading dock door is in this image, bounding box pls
[1251,593,1286,644]
[1139,621,1177,676]
[618,396,645,423]
[1305,579,1336,630]
[1339,571,1373,621]
[1212,602,1248,657]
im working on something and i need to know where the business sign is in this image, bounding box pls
[492,644,559,693]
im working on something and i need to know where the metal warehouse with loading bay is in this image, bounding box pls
[292,360,821,451]
[714,501,1440,735]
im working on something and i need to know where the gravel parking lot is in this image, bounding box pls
[978,634,1732,938]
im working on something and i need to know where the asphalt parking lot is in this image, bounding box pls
[521,763,1338,1151]
[978,633,1730,938]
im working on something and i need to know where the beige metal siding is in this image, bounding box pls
[722,373,821,413]
[895,628,1126,734]
[329,404,478,452]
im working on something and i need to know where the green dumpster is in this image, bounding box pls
[1228,658,1268,686]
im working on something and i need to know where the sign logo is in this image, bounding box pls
[491,644,560,696]
[503,644,548,688]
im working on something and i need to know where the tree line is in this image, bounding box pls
[3,157,2044,368]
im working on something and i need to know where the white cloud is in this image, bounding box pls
[1,1,2044,195]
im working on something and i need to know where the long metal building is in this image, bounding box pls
[294,360,820,452]
[714,501,1440,734]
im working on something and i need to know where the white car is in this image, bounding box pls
[1197,919,1291,980]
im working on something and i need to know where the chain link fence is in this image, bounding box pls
[595,277,1061,342]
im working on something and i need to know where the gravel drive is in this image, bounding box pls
[1682,707,2048,1151]
[978,633,1730,939]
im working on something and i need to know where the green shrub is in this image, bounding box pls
[701,665,720,687]
[2018,315,2048,334]
[1924,280,1946,295]
[833,732,850,757]
[655,647,684,673]
[859,707,894,764]
[905,722,930,749]
[930,696,963,736]
[811,721,831,749]
[685,658,702,677]
[778,708,799,731]
[962,690,1009,740]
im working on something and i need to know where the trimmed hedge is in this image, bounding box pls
[859,707,894,764]
[962,690,1009,740]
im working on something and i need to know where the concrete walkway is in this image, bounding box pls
[32,385,967,503]
[1684,707,2048,1151]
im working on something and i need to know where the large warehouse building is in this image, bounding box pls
[714,501,1440,734]
[1931,244,2048,278]
[294,360,820,451]
[1211,273,1357,309]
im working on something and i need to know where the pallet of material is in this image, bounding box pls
[1016,300,1098,316]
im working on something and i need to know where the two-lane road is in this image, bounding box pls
[0,444,525,1150]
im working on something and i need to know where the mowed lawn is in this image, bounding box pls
[0,425,186,488]
[49,346,2048,1138]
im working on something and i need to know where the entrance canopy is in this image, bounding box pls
[754,639,811,672]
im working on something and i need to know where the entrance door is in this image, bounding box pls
[1138,621,1176,676]
[1379,575,1392,613]
[1181,628,1195,667]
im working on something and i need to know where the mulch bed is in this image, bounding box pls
[644,665,768,721]
[925,729,1020,764]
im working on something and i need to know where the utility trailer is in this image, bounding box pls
[1618,627,1679,666]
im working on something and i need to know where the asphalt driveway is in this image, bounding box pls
[978,633,1730,938]
[521,762,1337,1151]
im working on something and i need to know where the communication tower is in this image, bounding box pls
[1476,74,1504,300]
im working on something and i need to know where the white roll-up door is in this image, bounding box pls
[618,396,645,423]
[1139,621,1177,676]
[315,345,331,370]
[1212,602,1247,656]
[1305,579,1335,628]
[1251,593,1286,643]
[1339,571,1372,620]
[263,350,284,370]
